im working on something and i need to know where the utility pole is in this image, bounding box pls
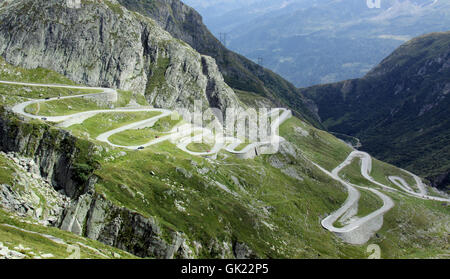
[257,57,264,66]
[219,32,228,47]
[257,57,264,75]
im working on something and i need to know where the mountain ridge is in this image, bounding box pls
[184,0,450,87]
[303,31,450,191]
[117,0,322,127]
[0,0,242,119]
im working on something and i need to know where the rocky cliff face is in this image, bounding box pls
[0,109,91,198]
[0,0,241,116]
[0,0,257,258]
[0,151,69,226]
[117,0,322,127]
[58,186,194,259]
[0,109,197,258]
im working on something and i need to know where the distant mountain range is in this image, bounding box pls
[184,0,450,87]
[302,31,450,191]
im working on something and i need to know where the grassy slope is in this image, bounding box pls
[25,97,108,116]
[0,84,102,101]
[279,117,352,171]
[23,88,148,117]
[0,57,76,85]
[151,114,182,132]
[0,154,14,185]
[186,142,212,153]
[92,115,449,258]
[109,128,163,146]
[93,141,363,258]
[0,59,448,258]
[108,114,183,146]
[68,111,161,138]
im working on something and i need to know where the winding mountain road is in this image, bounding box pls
[4,80,449,246]
[4,80,291,158]
[316,151,450,244]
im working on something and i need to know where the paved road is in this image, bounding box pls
[316,151,450,244]
[319,152,394,236]
[389,168,427,196]
[5,80,449,245]
[5,80,292,157]
[353,151,448,202]
[177,108,291,157]
[225,108,291,155]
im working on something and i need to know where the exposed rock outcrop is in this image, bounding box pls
[58,188,194,259]
[0,109,93,198]
[118,0,322,127]
[268,141,306,181]
[0,151,69,225]
[0,0,242,116]
[233,242,257,259]
[0,109,195,258]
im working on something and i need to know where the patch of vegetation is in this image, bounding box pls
[151,114,182,132]
[108,127,162,146]
[280,117,352,171]
[68,111,161,138]
[0,153,15,185]
[104,0,124,17]
[21,88,142,117]
[371,193,450,258]
[24,97,108,116]
[134,93,149,106]
[357,188,384,218]
[0,209,137,259]
[0,57,76,85]
[116,90,134,107]
[145,56,170,99]
[0,84,102,102]
[106,113,182,146]
[234,142,251,152]
[186,142,212,153]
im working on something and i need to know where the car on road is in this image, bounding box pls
[41,117,47,121]
[137,146,144,150]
